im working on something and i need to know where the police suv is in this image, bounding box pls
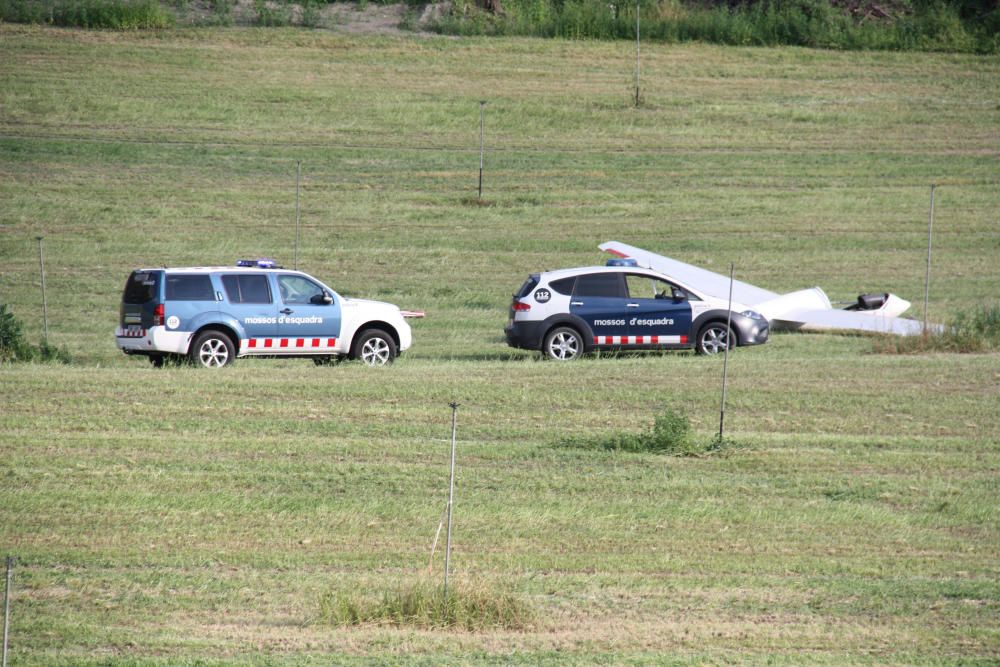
[116,259,413,367]
[504,259,769,360]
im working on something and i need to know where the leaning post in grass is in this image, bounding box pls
[35,237,48,345]
[478,101,487,200]
[718,263,735,441]
[294,160,301,270]
[2,556,13,667]
[634,0,641,107]
[444,402,460,598]
[923,183,936,334]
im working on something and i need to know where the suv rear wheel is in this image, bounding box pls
[543,326,583,361]
[190,330,235,368]
[352,329,397,366]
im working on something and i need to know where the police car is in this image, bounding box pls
[115,259,414,367]
[504,259,769,360]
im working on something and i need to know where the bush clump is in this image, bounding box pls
[0,304,72,364]
[318,578,534,631]
[0,0,173,29]
[873,305,1000,354]
[560,408,740,456]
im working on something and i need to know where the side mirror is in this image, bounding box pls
[672,287,687,302]
[311,292,334,305]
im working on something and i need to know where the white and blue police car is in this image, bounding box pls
[115,259,414,367]
[504,259,769,360]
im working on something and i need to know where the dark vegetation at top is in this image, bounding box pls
[1,0,997,53]
[433,0,999,53]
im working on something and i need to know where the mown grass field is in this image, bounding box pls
[1,24,998,664]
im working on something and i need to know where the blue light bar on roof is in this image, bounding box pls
[236,258,278,268]
[606,258,637,267]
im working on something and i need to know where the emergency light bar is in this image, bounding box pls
[606,258,638,267]
[236,258,279,269]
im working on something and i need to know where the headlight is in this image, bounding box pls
[740,310,764,320]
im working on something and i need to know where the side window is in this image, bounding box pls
[625,274,700,301]
[222,274,272,304]
[278,275,326,304]
[165,274,215,301]
[573,273,625,298]
[549,277,576,296]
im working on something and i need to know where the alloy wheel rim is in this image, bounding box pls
[550,332,579,360]
[362,338,390,365]
[702,328,729,354]
[200,339,228,367]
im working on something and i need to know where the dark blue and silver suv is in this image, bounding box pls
[504,260,769,360]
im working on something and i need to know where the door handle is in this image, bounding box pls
[570,301,584,306]
[627,303,639,308]
[280,308,293,315]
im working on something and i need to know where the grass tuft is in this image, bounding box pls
[318,578,535,631]
[873,305,1000,354]
[559,408,744,456]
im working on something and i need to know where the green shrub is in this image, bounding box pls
[318,578,534,630]
[254,0,292,26]
[874,305,1000,354]
[0,305,72,364]
[0,0,173,28]
[559,408,741,456]
[0,304,32,362]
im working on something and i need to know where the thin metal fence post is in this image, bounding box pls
[294,161,301,270]
[635,0,640,107]
[923,184,936,334]
[3,556,14,667]
[478,102,486,200]
[444,402,459,597]
[36,237,48,344]
[718,263,735,440]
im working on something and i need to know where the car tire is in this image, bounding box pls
[543,326,583,361]
[696,322,735,355]
[352,329,397,366]
[189,330,235,368]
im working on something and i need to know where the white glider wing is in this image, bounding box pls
[599,241,930,336]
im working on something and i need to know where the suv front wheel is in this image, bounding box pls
[190,330,235,368]
[352,329,397,366]
[543,326,583,361]
[696,322,734,356]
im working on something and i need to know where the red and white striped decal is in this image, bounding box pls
[117,326,147,338]
[593,335,687,345]
[241,337,337,352]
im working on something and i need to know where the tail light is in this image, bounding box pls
[512,301,531,312]
[153,304,165,326]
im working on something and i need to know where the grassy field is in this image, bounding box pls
[1,24,999,664]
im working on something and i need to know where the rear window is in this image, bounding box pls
[573,273,625,298]
[165,274,215,301]
[222,274,272,304]
[515,275,539,298]
[122,271,160,305]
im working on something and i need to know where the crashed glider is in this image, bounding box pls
[600,241,930,336]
